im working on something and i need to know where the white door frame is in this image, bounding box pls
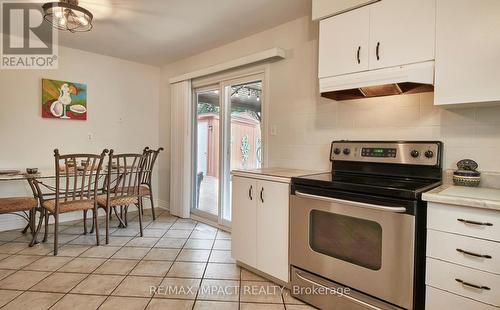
[191,84,220,223]
[191,67,269,230]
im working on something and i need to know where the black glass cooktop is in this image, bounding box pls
[292,172,441,200]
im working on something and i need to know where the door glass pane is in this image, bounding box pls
[309,210,382,270]
[222,80,263,222]
[229,81,263,171]
[194,89,220,217]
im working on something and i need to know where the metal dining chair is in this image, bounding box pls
[97,150,147,244]
[0,197,38,235]
[139,146,163,220]
[32,149,108,255]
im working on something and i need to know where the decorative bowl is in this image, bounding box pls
[453,159,481,187]
[453,175,481,187]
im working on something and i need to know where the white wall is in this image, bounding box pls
[159,16,500,203]
[0,46,161,231]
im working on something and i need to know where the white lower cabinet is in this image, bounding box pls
[426,258,500,307]
[231,176,257,267]
[231,175,290,282]
[426,286,498,310]
[426,202,500,309]
[427,229,500,275]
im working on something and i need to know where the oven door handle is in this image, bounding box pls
[295,272,385,310]
[294,191,407,213]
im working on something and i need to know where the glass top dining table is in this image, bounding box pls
[0,169,59,181]
[0,167,144,181]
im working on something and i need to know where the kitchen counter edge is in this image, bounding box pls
[231,168,323,184]
[422,185,500,211]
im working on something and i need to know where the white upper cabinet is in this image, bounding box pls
[319,0,436,78]
[312,0,379,20]
[434,0,500,106]
[319,7,370,78]
[369,0,436,70]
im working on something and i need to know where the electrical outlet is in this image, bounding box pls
[87,133,93,141]
[270,125,278,136]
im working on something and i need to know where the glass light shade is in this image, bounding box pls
[43,0,93,32]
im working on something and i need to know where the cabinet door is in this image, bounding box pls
[319,7,370,78]
[231,176,257,267]
[256,180,290,282]
[426,286,498,310]
[369,0,435,70]
[434,0,500,106]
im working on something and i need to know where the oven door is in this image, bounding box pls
[290,190,415,309]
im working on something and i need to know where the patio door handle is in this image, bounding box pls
[248,185,253,200]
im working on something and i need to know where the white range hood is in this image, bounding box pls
[320,61,435,101]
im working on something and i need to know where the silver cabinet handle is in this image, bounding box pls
[295,272,383,310]
[294,191,406,213]
[456,248,492,259]
[455,278,491,291]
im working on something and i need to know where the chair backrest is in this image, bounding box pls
[141,147,163,185]
[54,149,108,212]
[105,150,146,200]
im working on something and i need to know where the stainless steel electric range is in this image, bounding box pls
[290,141,443,310]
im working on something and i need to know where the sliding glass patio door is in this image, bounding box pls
[192,74,264,226]
[193,86,221,222]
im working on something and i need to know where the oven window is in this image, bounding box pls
[309,210,382,270]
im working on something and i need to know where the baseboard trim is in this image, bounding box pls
[157,199,169,210]
[236,260,289,288]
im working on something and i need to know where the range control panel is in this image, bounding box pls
[361,147,397,158]
[330,141,442,166]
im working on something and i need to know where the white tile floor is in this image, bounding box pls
[0,210,313,309]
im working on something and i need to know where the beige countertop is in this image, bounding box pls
[423,185,500,211]
[231,167,323,183]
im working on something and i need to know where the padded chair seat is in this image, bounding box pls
[43,198,95,214]
[97,195,139,207]
[139,185,150,195]
[106,185,150,196]
[0,197,37,213]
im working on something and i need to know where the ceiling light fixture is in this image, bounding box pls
[43,0,93,33]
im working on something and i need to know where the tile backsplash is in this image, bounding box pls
[269,92,500,173]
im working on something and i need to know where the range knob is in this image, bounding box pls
[425,150,434,158]
[343,148,351,155]
[333,148,341,155]
[410,150,420,158]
